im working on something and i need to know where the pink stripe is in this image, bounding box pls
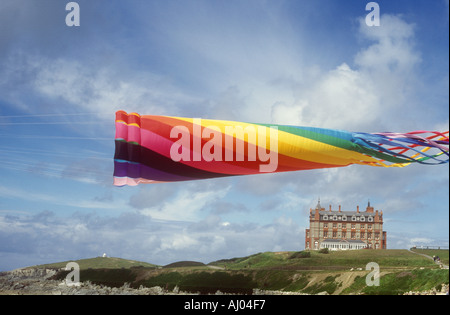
[375,131,449,151]
[115,122,141,143]
[115,122,128,140]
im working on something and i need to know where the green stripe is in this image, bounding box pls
[115,138,140,146]
[255,124,410,164]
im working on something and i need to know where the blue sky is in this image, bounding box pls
[0,0,448,271]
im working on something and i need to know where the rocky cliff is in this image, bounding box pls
[0,268,174,295]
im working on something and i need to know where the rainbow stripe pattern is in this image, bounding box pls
[114,110,449,186]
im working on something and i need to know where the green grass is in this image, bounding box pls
[301,275,340,295]
[163,261,205,268]
[410,249,449,265]
[136,271,257,294]
[29,256,158,270]
[342,269,449,295]
[209,250,436,270]
[31,250,448,295]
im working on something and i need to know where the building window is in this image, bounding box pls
[332,231,337,238]
[368,233,372,239]
[324,223,328,228]
[352,216,356,221]
[361,232,365,239]
[360,216,365,222]
[342,232,346,239]
[342,216,347,221]
[351,232,356,239]
[361,224,365,229]
[324,231,328,238]
[368,216,373,222]
[333,223,337,228]
[323,215,328,220]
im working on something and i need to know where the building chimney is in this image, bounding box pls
[357,205,359,213]
[366,200,374,213]
[329,205,332,211]
[338,205,341,212]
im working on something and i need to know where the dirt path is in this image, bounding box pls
[407,249,449,269]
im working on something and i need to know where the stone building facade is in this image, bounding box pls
[305,200,387,250]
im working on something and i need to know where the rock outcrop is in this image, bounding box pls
[0,268,180,295]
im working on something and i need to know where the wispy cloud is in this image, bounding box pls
[0,184,121,210]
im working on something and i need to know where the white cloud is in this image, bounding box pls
[0,13,426,134]
[161,234,199,251]
[140,184,231,222]
[355,31,419,76]
[0,184,122,210]
[0,209,303,269]
[270,14,423,132]
[1,52,201,120]
[295,63,380,130]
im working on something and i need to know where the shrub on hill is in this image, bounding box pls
[289,251,311,259]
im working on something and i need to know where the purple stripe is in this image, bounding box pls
[114,160,199,182]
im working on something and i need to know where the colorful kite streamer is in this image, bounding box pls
[114,111,449,186]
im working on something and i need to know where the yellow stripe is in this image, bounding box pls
[115,120,140,127]
[172,117,381,166]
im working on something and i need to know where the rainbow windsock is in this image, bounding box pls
[114,110,449,186]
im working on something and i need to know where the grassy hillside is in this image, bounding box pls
[29,256,158,270]
[209,249,437,270]
[342,268,449,295]
[410,249,449,265]
[32,250,449,295]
